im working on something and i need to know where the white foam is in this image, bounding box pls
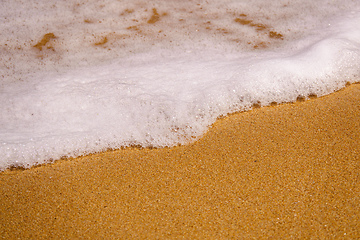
[1,0,360,170]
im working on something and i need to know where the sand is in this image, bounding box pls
[1,84,359,239]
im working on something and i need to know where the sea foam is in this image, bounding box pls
[1,0,360,170]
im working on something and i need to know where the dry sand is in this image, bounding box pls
[1,84,359,239]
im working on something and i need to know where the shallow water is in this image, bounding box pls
[1,0,360,170]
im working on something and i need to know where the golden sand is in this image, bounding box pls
[1,84,359,239]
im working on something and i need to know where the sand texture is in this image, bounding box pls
[1,84,359,239]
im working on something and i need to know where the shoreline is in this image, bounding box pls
[2,82,358,173]
[1,83,359,238]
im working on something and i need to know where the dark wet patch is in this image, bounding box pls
[127,25,141,31]
[269,31,283,39]
[234,15,284,49]
[33,33,57,51]
[147,8,160,24]
[8,165,26,171]
[121,9,134,15]
[234,18,252,25]
[253,42,267,49]
[296,96,306,102]
[308,94,317,99]
[252,101,262,108]
[94,36,108,46]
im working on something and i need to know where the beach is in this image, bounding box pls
[1,83,359,239]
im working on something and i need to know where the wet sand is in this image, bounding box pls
[1,84,359,239]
